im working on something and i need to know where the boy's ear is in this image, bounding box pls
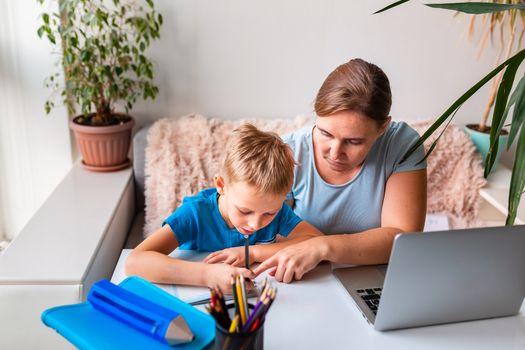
[214,175,226,195]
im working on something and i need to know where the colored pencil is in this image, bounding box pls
[216,287,231,324]
[236,275,246,325]
[228,314,240,333]
[239,274,248,325]
[241,297,269,332]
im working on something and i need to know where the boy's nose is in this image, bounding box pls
[248,217,264,231]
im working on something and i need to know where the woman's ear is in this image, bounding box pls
[214,175,226,195]
[379,116,392,134]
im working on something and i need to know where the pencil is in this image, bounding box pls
[244,234,250,269]
[236,275,247,325]
[230,276,240,328]
[259,281,270,301]
[216,287,231,324]
[242,299,263,330]
[241,297,269,332]
[250,318,260,332]
[229,314,240,333]
[239,274,249,325]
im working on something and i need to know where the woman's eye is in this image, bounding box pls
[239,210,251,215]
[264,212,277,217]
[345,140,362,145]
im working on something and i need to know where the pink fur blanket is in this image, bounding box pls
[144,114,485,236]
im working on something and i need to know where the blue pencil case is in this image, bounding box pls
[41,276,215,350]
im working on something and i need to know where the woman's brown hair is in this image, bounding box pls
[314,58,392,124]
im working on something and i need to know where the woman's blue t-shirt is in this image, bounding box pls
[283,121,427,234]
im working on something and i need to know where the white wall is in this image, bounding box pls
[0,1,72,241]
[0,0,516,240]
[132,0,500,128]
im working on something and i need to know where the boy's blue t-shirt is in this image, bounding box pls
[163,188,302,252]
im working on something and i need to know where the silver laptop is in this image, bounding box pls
[332,225,525,331]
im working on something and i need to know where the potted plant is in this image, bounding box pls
[375,1,525,225]
[37,0,163,172]
[460,0,523,168]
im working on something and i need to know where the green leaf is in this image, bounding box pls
[44,101,52,114]
[425,2,525,15]
[401,50,518,163]
[485,50,525,176]
[68,36,78,48]
[37,26,45,38]
[47,33,56,44]
[506,125,525,225]
[64,52,74,64]
[80,50,91,62]
[506,75,525,148]
[38,0,162,121]
[374,0,411,14]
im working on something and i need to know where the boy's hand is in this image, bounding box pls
[203,247,255,267]
[204,263,254,293]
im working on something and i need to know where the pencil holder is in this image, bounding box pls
[214,303,264,350]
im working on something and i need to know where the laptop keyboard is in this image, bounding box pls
[356,288,382,315]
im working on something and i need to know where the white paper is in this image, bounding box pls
[424,213,450,232]
[111,249,260,305]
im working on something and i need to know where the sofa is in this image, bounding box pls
[0,115,486,349]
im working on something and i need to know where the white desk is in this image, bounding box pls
[112,250,525,350]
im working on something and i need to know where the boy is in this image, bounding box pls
[125,124,321,292]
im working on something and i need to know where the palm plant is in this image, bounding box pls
[376,1,525,225]
[467,1,525,133]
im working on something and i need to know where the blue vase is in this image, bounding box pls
[464,124,508,172]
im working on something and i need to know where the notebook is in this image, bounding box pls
[333,225,525,331]
[111,249,260,305]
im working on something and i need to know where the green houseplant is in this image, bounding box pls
[376,1,525,225]
[37,0,162,171]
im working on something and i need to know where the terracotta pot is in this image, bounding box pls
[70,114,135,172]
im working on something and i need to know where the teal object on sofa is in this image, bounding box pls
[464,125,508,172]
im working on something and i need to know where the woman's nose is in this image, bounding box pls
[329,141,343,159]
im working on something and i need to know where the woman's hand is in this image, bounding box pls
[253,238,325,283]
[203,247,254,267]
[203,263,254,293]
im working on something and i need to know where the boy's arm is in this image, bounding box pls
[125,225,253,291]
[203,220,322,266]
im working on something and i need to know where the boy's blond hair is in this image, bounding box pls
[222,124,295,195]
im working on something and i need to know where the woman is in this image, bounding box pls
[254,58,427,282]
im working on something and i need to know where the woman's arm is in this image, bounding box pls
[319,168,427,264]
[254,169,427,282]
[203,221,322,266]
[125,225,253,291]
